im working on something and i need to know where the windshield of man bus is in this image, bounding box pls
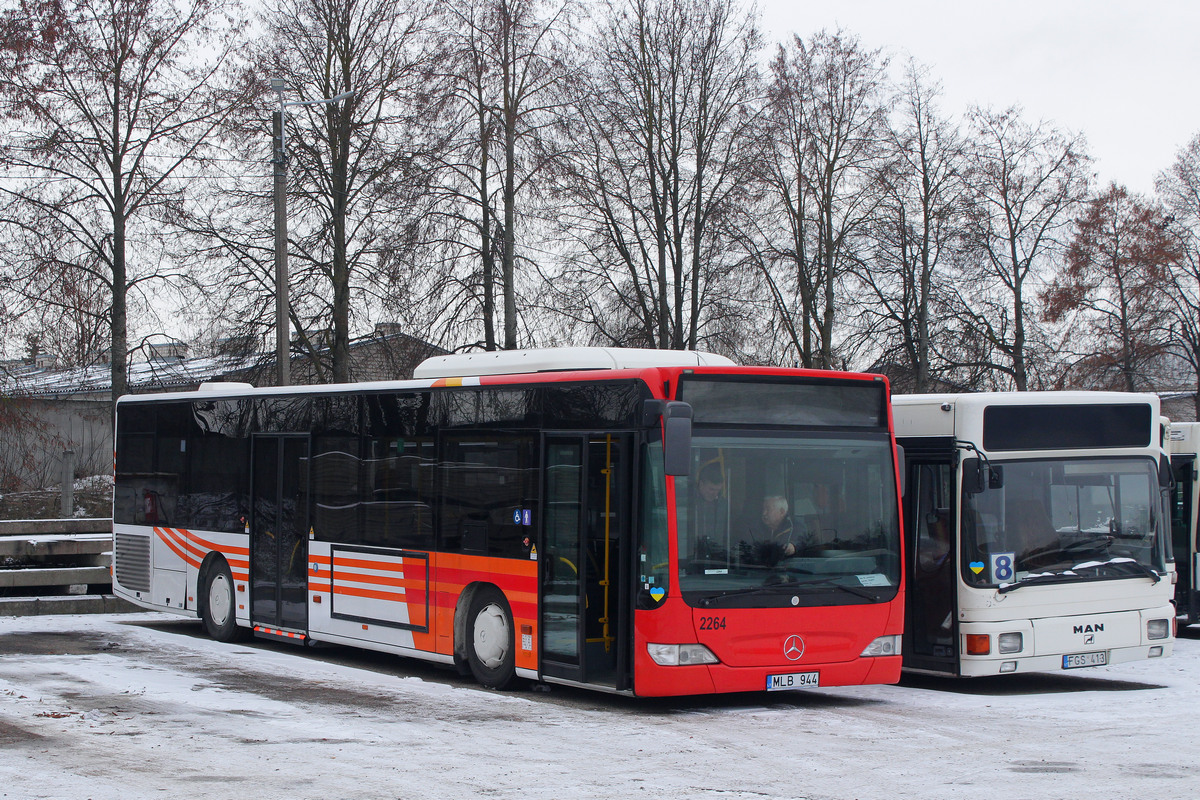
[962,457,1166,587]
[674,433,901,608]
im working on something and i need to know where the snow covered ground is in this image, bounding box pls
[0,612,1195,800]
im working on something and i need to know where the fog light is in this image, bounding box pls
[999,661,1018,673]
[1147,619,1169,640]
[1149,646,1163,658]
[647,643,719,666]
[998,632,1023,654]
[860,635,901,657]
[965,634,990,655]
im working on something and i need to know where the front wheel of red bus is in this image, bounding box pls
[466,586,516,689]
[201,558,246,643]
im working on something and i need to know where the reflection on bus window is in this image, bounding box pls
[962,457,1164,585]
[674,433,900,608]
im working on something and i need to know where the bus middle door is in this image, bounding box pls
[250,434,310,635]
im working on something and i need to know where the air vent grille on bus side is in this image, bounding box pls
[114,534,151,593]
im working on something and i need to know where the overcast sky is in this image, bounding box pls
[757,0,1200,195]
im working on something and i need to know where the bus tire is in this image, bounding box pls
[465,586,516,690]
[201,559,244,642]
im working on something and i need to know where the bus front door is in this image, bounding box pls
[1171,454,1197,623]
[250,434,310,634]
[903,459,959,674]
[540,434,632,690]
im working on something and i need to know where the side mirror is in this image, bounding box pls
[642,399,693,476]
[963,457,1002,494]
[1160,454,1173,489]
[962,457,986,495]
[663,401,692,476]
[895,443,906,498]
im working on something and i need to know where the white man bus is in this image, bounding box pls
[893,391,1175,676]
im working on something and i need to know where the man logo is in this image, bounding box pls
[783,635,805,661]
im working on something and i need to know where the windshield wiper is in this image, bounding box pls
[696,584,795,607]
[998,559,1161,594]
[1073,558,1161,583]
[789,578,882,602]
[696,578,883,607]
[997,572,1070,594]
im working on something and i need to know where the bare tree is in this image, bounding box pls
[756,30,889,369]
[1042,184,1177,391]
[0,0,250,398]
[858,61,965,390]
[957,107,1091,390]
[550,0,762,352]
[1156,133,1200,417]
[252,0,438,382]
[429,0,575,351]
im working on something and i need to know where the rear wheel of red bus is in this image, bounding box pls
[201,558,246,643]
[466,586,516,689]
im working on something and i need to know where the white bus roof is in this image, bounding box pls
[892,391,1160,441]
[892,390,1155,409]
[412,347,736,379]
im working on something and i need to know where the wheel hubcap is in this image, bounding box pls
[473,603,509,669]
[209,574,231,627]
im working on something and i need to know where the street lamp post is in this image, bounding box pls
[270,78,354,386]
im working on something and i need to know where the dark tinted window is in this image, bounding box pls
[187,400,252,532]
[311,435,359,542]
[983,403,1152,451]
[360,392,436,549]
[257,397,311,433]
[114,403,155,525]
[115,401,250,532]
[678,377,887,427]
[542,382,644,428]
[364,392,435,438]
[440,435,537,558]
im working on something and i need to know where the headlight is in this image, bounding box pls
[998,632,1023,654]
[647,643,720,666]
[860,635,901,657]
[1147,619,1169,640]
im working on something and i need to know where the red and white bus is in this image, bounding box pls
[112,348,904,696]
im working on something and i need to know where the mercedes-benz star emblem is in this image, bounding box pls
[783,634,805,661]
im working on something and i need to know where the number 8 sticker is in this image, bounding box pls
[990,552,1016,584]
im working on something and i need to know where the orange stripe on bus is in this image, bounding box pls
[188,531,250,557]
[332,571,424,590]
[332,585,410,603]
[165,528,219,566]
[332,555,424,572]
[154,528,197,568]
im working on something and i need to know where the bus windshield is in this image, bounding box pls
[962,457,1166,587]
[674,432,901,608]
